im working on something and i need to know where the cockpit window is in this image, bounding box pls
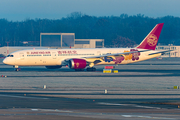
[7,55,14,57]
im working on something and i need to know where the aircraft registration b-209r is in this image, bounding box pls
[3,23,168,71]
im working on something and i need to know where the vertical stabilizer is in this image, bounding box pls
[136,23,164,50]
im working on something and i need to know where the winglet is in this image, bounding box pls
[136,23,164,50]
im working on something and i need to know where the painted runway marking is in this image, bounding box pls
[31,109,73,113]
[122,115,175,119]
[98,102,161,109]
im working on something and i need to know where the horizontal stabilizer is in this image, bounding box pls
[148,50,173,55]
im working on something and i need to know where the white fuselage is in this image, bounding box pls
[3,48,161,67]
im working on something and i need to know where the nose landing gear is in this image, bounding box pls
[86,63,96,71]
[15,68,21,71]
[14,65,20,71]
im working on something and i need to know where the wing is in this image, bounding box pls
[148,50,173,55]
[63,49,149,65]
[83,50,149,59]
[82,49,150,64]
[84,50,173,64]
[63,49,171,66]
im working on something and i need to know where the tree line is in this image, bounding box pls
[0,12,180,47]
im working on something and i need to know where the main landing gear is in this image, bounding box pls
[86,67,96,71]
[14,65,21,71]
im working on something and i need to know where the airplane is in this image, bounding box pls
[3,23,167,71]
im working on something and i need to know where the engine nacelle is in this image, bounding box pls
[69,59,87,69]
[45,65,62,69]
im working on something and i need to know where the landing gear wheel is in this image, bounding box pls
[86,67,96,71]
[15,68,20,71]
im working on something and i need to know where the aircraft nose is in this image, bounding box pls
[3,58,8,64]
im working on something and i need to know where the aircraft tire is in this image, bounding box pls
[15,68,20,71]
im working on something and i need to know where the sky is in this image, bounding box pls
[0,0,180,21]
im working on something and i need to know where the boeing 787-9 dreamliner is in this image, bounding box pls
[3,23,167,71]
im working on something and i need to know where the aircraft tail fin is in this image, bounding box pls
[136,23,164,50]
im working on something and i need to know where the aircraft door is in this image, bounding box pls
[52,52,57,59]
[16,53,25,65]
[97,51,101,55]
[19,53,24,60]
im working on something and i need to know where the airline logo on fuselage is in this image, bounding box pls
[30,51,51,54]
[147,34,157,46]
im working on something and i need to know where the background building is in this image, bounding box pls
[156,44,179,57]
[40,33,75,48]
[75,39,104,48]
[40,33,104,48]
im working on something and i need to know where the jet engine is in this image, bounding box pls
[69,59,87,69]
[45,65,62,69]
